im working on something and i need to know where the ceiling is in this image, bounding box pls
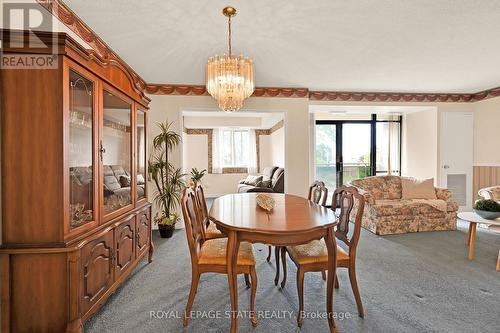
[64,0,500,93]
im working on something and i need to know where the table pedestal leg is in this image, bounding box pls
[324,228,339,333]
[227,231,240,333]
[468,222,477,260]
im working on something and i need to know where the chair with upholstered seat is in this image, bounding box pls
[279,186,365,326]
[273,181,329,285]
[194,184,225,240]
[181,188,258,327]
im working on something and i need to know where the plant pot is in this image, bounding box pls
[158,224,175,238]
[473,209,500,220]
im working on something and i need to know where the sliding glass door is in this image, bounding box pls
[315,124,337,191]
[315,115,401,195]
[342,124,372,185]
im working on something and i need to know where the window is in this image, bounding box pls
[314,114,402,190]
[221,129,249,167]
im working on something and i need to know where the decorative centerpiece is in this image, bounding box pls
[473,199,500,220]
[256,194,275,212]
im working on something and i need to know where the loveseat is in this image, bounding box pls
[70,165,145,211]
[350,176,459,235]
[237,166,285,193]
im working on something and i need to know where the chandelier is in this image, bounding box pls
[206,6,254,112]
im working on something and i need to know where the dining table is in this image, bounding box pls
[209,192,340,333]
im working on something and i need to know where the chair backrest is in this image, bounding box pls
[181,188,203,264]
[331,186,365,257]
[308,181,328,206]
[194,184,210,240]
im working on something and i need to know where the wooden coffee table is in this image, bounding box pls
[457,212,500,267]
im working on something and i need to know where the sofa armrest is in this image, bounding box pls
[354,187,375,206]
[435,188,452,201]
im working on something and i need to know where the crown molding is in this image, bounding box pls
[145,84,309,98]
[308,91,476,103]
[145,84,500,103]
[36,0,149,101]
[39,1,500,104]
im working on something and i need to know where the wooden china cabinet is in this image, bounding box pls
[0,30,153,332]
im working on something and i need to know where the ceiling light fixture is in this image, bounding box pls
[206,6,254,112]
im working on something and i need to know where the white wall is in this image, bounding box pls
[472,96,500,166]
[402,110,438,181]
[270,127,285,167]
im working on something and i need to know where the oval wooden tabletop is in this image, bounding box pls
[209,193,337,233]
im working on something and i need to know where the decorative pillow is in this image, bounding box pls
[401,178,437,199]
[137,174,145,185]
[104,175,121,191]
[244,175,263,186]
[256,179,272,188]
[120,175,131,187]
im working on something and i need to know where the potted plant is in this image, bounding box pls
[190,168,207,187]
[473,199,500,220]
[149,121,186,238]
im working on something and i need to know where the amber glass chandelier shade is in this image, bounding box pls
[206,55,254,112]
[206,7,255,112]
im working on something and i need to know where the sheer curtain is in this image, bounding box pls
[212,128,223,174]
[247,129,258,173]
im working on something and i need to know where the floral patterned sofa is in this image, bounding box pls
[350,176,459,235]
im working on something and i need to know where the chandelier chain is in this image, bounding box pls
[228,15,232,56]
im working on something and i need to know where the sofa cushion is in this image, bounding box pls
[111,165,127,178]
[104,175,121,191]
[401,178,437,199]
[243,175,263,186]
[103,165,114,177]
[272,168,284,186]
[137,174,145,185]
[261,166,278,180]
[351,176,402,200]
[374,199,448,216]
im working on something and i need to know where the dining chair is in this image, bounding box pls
[279,186,366,326]
[181,188,258,327]
[194,184,225,240]
[273,181,329,285]
[308,180,329,206]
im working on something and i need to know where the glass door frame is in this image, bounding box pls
[134,106,148,206]
[100,82,136,223]
[316,114,402,187]
[63,58,101,239]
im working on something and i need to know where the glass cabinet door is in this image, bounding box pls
[102,90,132,215]
[136,110,146,201]
[69,70,95,228]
